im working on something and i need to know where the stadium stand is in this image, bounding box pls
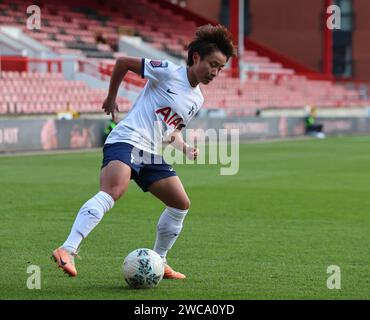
[0,0,369,116]
[0,70,131,114]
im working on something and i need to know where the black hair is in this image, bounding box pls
[187,24,236,66]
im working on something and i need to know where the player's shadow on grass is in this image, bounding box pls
[84,284,163,293]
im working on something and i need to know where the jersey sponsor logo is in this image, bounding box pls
[150,60,168,68]
[155,107,183,128]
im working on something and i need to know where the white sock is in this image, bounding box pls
[153,206,188,259]
[62,191,114,253]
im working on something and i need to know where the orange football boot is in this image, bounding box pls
[51,247,79,277]
[163,264,186,279]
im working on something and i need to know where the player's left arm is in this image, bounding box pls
[167,129,199,160]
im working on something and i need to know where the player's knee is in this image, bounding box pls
[175,197,191,211]
[107,186,125,201]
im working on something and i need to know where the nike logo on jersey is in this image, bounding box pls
[166,89,177,95]
[156,107,183,128]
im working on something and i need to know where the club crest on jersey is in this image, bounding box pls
[188,105,196,116]
[150,60,168,68]
[155,107,183,128]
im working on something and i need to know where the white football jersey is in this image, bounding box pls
[105,58,204,154]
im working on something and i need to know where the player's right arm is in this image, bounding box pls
[102,56,142,122]
[166,129,199,160]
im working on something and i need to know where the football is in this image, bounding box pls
[122,248,164,289]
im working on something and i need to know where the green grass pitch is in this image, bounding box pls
[1,136,370,300]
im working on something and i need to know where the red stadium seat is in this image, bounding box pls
[1,0,368,113]
[0,71,132,115]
